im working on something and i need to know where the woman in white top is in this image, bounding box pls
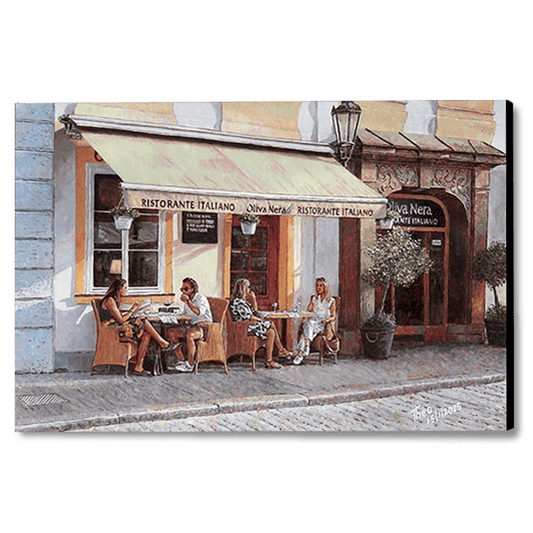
[293,277,336,365]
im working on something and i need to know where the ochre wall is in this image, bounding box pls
[74,101,497,144]
[75,103,177,125]
[436,101,496,142]
[359,101,408,132]
[221,102,302,139]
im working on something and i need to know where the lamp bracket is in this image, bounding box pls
[59,115,82,139]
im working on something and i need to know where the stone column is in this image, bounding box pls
[15,104,55,373]
[471,168,491,326]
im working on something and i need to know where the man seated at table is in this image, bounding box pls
[167,277,212,373]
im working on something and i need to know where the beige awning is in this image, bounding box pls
[76,124,387,219]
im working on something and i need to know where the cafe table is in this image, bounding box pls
[257,310,316,351]
[139,308,192,374]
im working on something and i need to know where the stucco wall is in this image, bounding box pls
[486,100,507,308]
[172,212,224,300]
[294,218,336,308]
[53,133,96,370]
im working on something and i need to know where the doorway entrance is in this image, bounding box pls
[381,194,449,342]
[230,215,280,310]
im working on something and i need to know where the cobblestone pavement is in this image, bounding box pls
[74,381,506,432]
[16,343,507,431]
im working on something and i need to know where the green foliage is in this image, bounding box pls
[239,212,260,223]
[485,304,506,323]
[472,242,506,290]
[472,242,506,309]
[110,206,140,219]
[362,226,432,313]
[363,312,396,330]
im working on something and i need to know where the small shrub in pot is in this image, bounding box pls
[472,242,507,346]
[361,226,432,358]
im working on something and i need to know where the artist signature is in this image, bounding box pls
[410,402,461,424]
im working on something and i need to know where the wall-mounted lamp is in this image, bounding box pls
[330,101,362,166]
[378,208,400,230]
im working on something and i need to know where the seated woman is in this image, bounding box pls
[293,277,336,365]
[229,278,292,369]
[167,277,213,373]
[99,278,179,376]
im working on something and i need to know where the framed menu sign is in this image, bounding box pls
[181,211,218,244]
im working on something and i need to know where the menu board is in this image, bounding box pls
[182,212,218,244]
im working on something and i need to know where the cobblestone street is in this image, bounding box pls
[75,381,506,432]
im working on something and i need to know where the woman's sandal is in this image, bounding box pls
[265,360,282,369]
[162,341,181,352]
[132,369,152,376]
[278,349,293,359]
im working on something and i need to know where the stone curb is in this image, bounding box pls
[15,373,506,432]
[215,393,309,414]
[306,374,506,406]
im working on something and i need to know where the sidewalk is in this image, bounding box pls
[15,343,507,432]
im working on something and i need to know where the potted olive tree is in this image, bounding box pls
[472,242,507,347]
[238,212,260,235]
[361,226,432,359]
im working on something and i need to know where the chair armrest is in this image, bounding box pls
[203,322,223,342]
[101,324,138,344]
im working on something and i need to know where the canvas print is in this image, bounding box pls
[14,101,512,432]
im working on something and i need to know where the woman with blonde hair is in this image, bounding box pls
[293,277,336,365]
[229,278,292,369]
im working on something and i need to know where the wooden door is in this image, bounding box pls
[230,215,280,310]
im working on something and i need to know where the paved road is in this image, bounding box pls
[74,381,506,432]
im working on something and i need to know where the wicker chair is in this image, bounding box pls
[226,317,264,372]
[308,296,341,365]
[90,299,138,377]
[193,297,229,375]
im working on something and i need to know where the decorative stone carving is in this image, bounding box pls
[431,167,471,214]
[376,164,419,195]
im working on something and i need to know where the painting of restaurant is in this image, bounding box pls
[14,101,508,372]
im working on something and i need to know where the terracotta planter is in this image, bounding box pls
[485,319,506,347]
[361,326,396,359]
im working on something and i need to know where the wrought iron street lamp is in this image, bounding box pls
[331,101,362,166]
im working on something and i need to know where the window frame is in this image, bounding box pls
[85,163,166,295]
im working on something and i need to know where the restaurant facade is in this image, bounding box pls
[15,101,508,373]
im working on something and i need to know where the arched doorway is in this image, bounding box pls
[380,193,451,342]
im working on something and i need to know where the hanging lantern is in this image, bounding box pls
[331,101,362,165]
[378,208,400,230]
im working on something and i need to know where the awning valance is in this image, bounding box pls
[75,122,387,219]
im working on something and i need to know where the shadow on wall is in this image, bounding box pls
[54,299,97,372]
